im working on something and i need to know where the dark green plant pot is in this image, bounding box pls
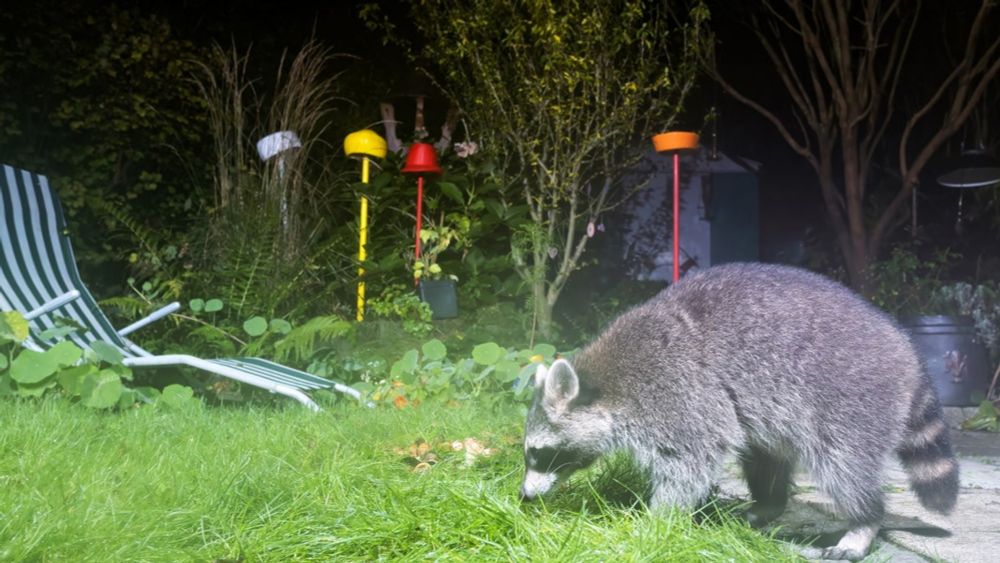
[418,279,458,319]
[900,315,991,406]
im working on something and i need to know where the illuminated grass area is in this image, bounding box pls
[0,398,796,561]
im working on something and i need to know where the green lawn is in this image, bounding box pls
[0,398,796,562]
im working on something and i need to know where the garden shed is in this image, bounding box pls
[622,147,760,282]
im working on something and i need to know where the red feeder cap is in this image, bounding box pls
[402,142,443,175]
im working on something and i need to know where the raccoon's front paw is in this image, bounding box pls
[744,504,785,528]
[818,545,866,561]
[813,524,877,561]
[796,545,865,561]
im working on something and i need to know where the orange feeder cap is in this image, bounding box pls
[652,131,699,153]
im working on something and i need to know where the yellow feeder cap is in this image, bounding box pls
[344,129,387,159]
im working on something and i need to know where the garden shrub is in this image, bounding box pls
[0,4,213,293]
[366,338,561,409]
[932,282,1000,364]
[0,310,197,409]
[869,244,958,317]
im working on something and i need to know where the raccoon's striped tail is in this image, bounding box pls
[896,384,959,514]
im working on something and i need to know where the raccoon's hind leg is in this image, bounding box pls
[740,444,793,527]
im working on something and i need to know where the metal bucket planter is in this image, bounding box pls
[900,315,991,406]
[418,279,458,319]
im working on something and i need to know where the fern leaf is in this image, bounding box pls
[99,295,150,320]
[272,315,354,363]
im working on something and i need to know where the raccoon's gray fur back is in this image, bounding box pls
[521,263,958,560]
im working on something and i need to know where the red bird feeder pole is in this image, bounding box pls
[652,131,699,282]
[416,177,424,257]
[401,142,443,282]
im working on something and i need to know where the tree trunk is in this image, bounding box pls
[532,276,554,341]
[707,1,1000,299]
[842,134,872,294]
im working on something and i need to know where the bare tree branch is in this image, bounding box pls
[711,0,998,290]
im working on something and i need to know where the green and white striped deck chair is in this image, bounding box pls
[1,164,362,410]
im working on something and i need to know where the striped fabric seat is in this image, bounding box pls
[1,164,361,410]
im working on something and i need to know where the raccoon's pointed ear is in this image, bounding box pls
[543,359,579,409]
[534,363,548,388]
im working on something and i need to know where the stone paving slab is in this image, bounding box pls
[719,449,1000,562]
[952,432,1000,457]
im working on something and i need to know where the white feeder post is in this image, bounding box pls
[256,130,303,237]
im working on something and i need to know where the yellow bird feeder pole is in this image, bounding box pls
[344,129,387,321]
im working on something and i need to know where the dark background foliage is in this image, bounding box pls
[2,1,998,391]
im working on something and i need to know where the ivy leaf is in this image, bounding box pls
[81,369,123,409]
[160,384,196,409]
[961,400,1000,431]
[17,378,58,397]
[11,349,59,384]
[419,228,438,244]
[350,381,374,400]
[422,339,447,362]
[485,199,505,220]
[105,363,133,381]
[269,319,292,335]
[514,363,538,394]
[391,349,420,382]
[49,341,83,366]
[0,311,29,342]
[372,170,394,190]
[118,388,138,409]
[243,316,268,337]
[37,324,80,340]
[133,386,161,405]
[532,343,557,360]
[437,181,464,204]
[495,360,521,383]
[472,342,504,366]
[57,364,97,396]
[91,340,124,365]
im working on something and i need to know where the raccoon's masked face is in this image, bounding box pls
[520,359,605,502]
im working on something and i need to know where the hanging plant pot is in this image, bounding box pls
[900,315,991,406]
[418,279,458,319]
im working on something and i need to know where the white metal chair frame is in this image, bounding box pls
[2,164,362,411]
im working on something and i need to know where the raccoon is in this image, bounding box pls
[521,263,959,561]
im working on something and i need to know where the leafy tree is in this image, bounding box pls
[706,0,1000,291]
[369,0,710,338]
[0,3,211,285]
